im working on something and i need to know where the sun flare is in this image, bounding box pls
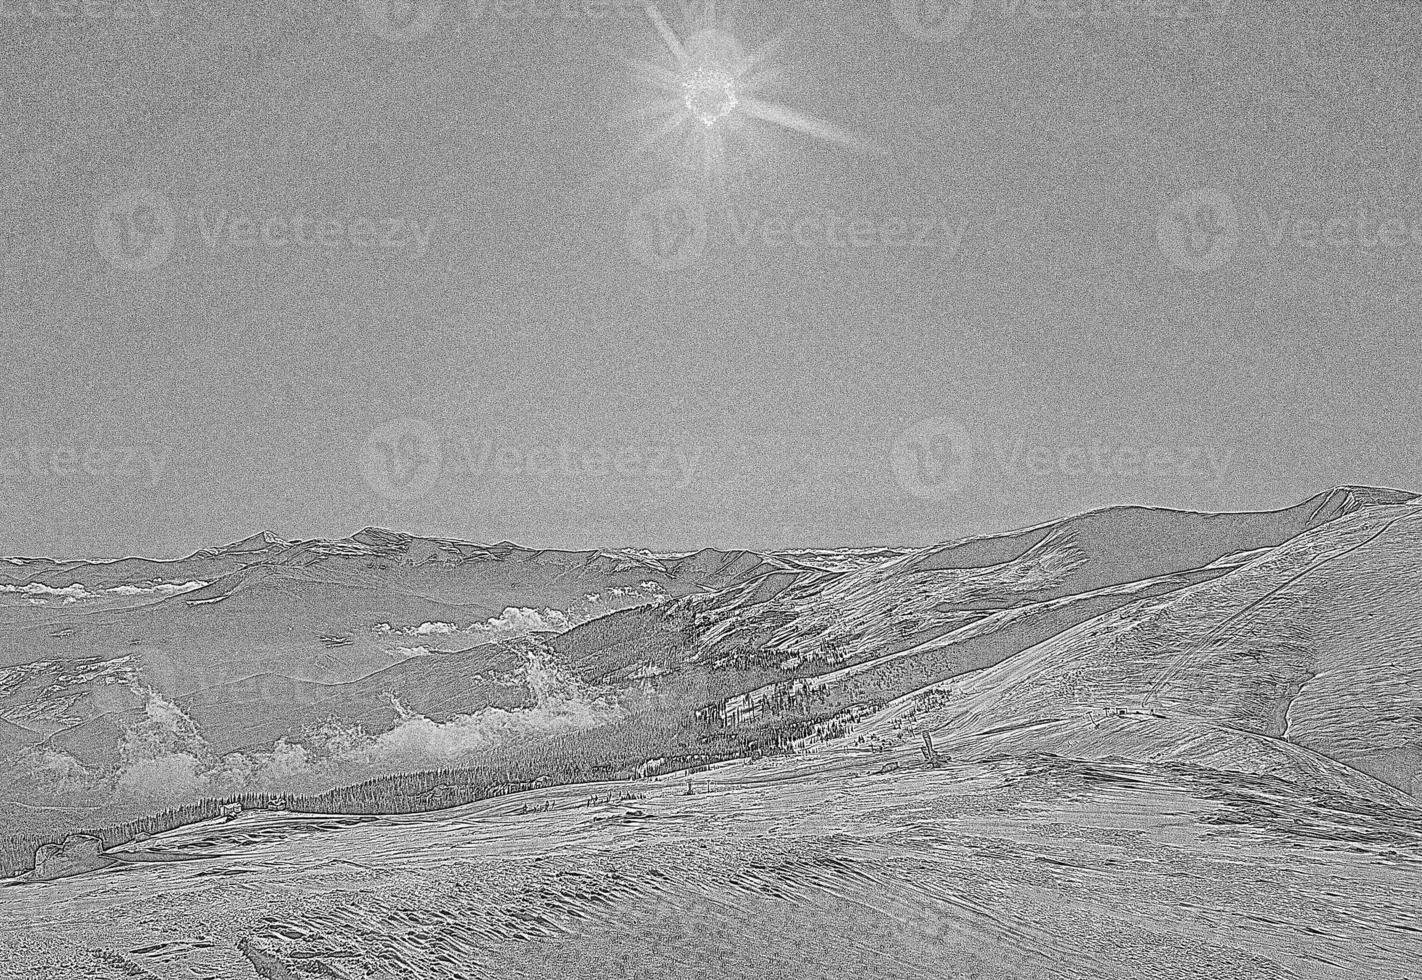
[682,66,739,128]
[628,1,872,179]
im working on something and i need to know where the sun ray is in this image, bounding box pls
[676,0,716,34]
[645,3,690,67]
[741,98,876,153]
[736,66,786,96]
[703,125,726,179]
[637,107,695,155]
[623,56,687,91]
[738,33,787,75]
[626,99,690,128]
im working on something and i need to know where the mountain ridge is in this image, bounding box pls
[3,485,1421,887]
[7,484,1410,568]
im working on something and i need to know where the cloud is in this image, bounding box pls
[111,689,209,802]
[465,607,571,641]
[0,582,98,603]
[89,648,624,805]
[106,580,208,596]
[115,753,207,802]
[370,586,668,649]
[27,748,93,793]
[0,580,207,606]
[375,609,573,643]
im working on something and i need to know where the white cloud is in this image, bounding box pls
[0,582,98,602]
[91,649,624,804]
[106,580,208,597]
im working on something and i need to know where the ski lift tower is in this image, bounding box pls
[920,732,945,768]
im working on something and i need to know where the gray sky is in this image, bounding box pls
[1,0,1419,558]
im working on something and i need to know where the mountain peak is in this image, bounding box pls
[222,530,288,553]
[349,527,409,545]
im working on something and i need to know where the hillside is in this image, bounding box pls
[1,490,1420,923]
[887,497,1422,798]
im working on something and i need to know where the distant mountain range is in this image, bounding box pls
[2,485,1419,874]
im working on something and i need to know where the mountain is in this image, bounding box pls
[676,488,1422,801]
[0,528,803,689]
[0,530,815,813]
[3,488,1422,959]
[3,491,1418,786]
[907,492,1422,797]
[4,488,1422,977]
[673,489,1417,735]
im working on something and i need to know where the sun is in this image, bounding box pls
[627,1,872,180]
[682,66,739,128]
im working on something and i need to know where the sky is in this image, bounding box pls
[1,0,1419,557]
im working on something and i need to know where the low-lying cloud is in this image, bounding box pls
[28,649,623,807]
[373,590,666,651]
